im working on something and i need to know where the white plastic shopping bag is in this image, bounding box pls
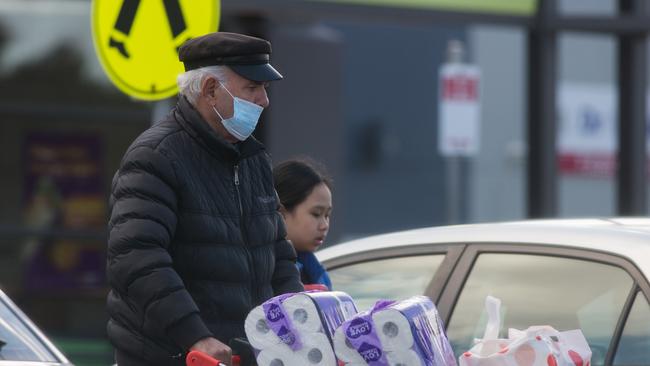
[459,296,592,366]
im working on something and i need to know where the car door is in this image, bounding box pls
[438,243,650,366]
[323,244,464,311]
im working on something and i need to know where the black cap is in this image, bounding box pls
[178,32,283,82]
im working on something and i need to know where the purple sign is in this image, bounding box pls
[22,133,106,291]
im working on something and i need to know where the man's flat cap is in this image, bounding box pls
[178,32,283,82]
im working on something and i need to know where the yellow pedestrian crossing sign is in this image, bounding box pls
[92,0,220,101]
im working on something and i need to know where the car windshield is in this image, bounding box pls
[0,295,58,362]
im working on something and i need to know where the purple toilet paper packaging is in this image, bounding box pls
[388,296,457,366]
[261,293,303,350]
[307,291,359,339]
[336,296,457,366]
[247,290,360,366]
[339,300,395,366]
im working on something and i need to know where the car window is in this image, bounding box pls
[328,254,444,311]
[446,253,634,365]
[613,291,650,365]
[0,296,58,362]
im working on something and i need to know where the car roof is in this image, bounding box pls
[317,217,650,273]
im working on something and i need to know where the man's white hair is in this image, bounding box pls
[177,66,229,105]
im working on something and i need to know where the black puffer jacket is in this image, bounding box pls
[106,97,303,365]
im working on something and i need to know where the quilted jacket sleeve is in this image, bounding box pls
[107,145,212,350]
[271,235,304,295]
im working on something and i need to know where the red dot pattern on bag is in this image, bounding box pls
[547,354,558,366]
[463,352,472,358]
[514,344,535,366]
[536,336,542,341]
[568,350,583,366]
[499,347,509,354]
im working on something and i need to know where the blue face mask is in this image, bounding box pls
[212,84,264,141]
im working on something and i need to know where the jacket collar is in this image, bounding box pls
[174,96,265,162]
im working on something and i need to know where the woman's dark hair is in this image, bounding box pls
[273,158,332,212]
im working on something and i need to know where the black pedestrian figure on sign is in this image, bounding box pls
[109,0,190,58]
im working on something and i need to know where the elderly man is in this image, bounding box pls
[106,32,303,366]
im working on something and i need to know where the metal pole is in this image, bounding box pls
[446,156,462,223]
[527,0,558,218]
[151,98,174,125]
[617,0,648,216]
[444,40,467,224]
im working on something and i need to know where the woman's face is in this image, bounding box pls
[282,182,332,253]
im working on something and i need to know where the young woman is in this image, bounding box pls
[273,159,333,290]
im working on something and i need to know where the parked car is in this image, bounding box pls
[0,288,71,365]
[317,218,650,366]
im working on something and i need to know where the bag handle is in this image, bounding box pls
[483,295,501,341]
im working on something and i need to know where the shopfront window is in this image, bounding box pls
[0,2,150,364]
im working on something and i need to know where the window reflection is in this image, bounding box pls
[328,255,444,311]
[446,253,633,365]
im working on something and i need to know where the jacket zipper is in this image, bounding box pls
[234,164,257,303]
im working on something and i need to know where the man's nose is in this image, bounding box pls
[257,89,269,108]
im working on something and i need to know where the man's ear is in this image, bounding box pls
[201,76,220,101]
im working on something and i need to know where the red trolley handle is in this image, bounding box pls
[304,283,329,292]
[186,350,241,366]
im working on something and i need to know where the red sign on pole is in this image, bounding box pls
[438,63,481,157]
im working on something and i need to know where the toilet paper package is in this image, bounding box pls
[335,296,457,366]
[256,345,299,366]
[375,296,456,366]
[262,293,303,350]
[284,291,358,339]
[337,299,395,365]
[244,306,283,350]
[245,290,359,366]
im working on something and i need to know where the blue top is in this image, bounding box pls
[296,251,332,290]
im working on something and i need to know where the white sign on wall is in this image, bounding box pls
[438,63,481,157]
[558,82,650,176]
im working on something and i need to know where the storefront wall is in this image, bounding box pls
[0,0,648,365]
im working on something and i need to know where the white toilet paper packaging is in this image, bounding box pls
[337,296,457,366]
[248,290,359,365]
[334,326,368,364]
[261,292,303,350]
[306,291,359,339]
[256,344,299,366]
[382,296,456,366]
[244,306,284,350]
[339,299,396,365]
[293,332,340,366]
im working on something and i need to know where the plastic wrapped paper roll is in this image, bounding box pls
[372,307,415,352]
[244,306,282,350]
[256,346,299,366]
[333,326,367,364]
[386,349,424,366]
[293,332,338,366]
[282,293,324,333]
